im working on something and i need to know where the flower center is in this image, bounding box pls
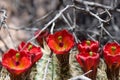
[59,42,64,47]
[111,46,116,55]
[58,36,62,41]
[16,53,20,58]
[28,45,33,51]
[15,61,20,66]
[111,46,116,51]
[89,51,93,56]
[58,36,64,47]
[86,40,91,46]
[15,53,20,66]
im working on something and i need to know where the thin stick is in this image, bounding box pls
[42,58,51,80]
[0,9,16,49]
[72,0,76,28]
[50,22,55,34]
[67,13,73,23]
[75,0,120,12]
[4,24,17,49]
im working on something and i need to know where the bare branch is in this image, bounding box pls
[0,9,16,49]
[75,0,120,12]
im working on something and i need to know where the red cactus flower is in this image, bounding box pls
[2,49,32,75]
[77,40,99,53]
[76,52,99,79]
[18,42,43,64]
[103,42,120,69]
[34,29,49,46]
[46,29,74,54]
[103,42,120,80]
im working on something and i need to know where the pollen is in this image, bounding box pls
[16,53,20,58]
[86,40,91,46]
[111,46,116,51]
[28,45,33,51]
[89,51,93,56]
[58,36,62,40]
[58,36,64,47]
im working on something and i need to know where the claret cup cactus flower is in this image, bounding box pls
[47,29,74,79]
[18,42,43,64]
[77,40,99,53]
[2,42,43,80]
[76,51,100,80]
[2,49,32,80]
[34,29,49,47]
[103,42,120,80]
[47,29,74,54]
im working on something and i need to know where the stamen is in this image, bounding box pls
[89,51,93,56]
[86,40,91,46]
[111,46,116,51]
[58,36,62,40]
[15,53,20,66]
[16,53,20,58]
[58,36,64,47]
[28,45,33,51]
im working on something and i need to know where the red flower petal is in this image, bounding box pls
[2,49,32,75]
[76,52,99,72]
[34,29,49,46]
[103,42,120,69]
[77,40,99,53]
[47,29,74,54]
[18,42,43,64]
